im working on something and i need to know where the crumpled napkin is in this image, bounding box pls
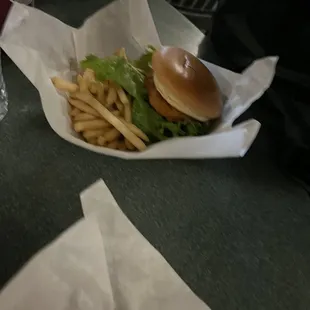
[0,180,210,310]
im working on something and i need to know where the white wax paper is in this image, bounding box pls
[0,1,277,159]
[0,180,211,310]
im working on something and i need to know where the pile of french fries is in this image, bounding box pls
[51,67,149,152]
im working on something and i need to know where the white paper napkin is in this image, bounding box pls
[0,180,211,310]
[0,1,277,159]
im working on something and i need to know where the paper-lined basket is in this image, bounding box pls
[0,0,277,159]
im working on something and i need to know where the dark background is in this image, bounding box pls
[1,1,310,310]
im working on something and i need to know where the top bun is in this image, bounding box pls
[152,46,222,122]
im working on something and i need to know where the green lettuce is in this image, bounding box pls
[80,46,156,98]
[81,55,146,99]
[133,45,156,74]
[132,98,208,142]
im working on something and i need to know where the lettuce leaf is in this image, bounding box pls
[132,98,208,142]
[81,55,146,99]
[80,46,155,99]
[133,45,156,74]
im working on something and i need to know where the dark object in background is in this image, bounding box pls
[166,0,223,33]
[169,0,310,193]
[0,0,11,31]
[209,0,310,193]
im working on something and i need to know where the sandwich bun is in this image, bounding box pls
[152,46,222,122]
[145,75,188,122]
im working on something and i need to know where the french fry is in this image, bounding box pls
[96,82,107,105]
[125,139,135,151]
[119,117,149,142]
[78,79,88,92]
[51,77,78,93]
[73,92,147,151]
[124,122,149,141]
[104,128,121,142]
[89,81,98,95]
[111,110,121,117]
[97,136,106,146]
[89,81,107,106]
[85,137,97,145]
[74,119,110,132]
[116,87,130,105]
[115,100,124,114]
[118,141,127,151]
[107,140,119,149]
[116,87,131,122]
[124,104,132,123]
[74,113,97,121]
[78,69,94,92]
[68,98,100,117]
[106,86,117,106]
[96,128,121,145]
[96,84,104,103]
[83,129,110,139]
[70,108,81,117]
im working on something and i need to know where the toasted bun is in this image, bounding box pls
[152,47,222,122]
[145,75,188,122]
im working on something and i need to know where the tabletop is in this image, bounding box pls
[1,1,310,310]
